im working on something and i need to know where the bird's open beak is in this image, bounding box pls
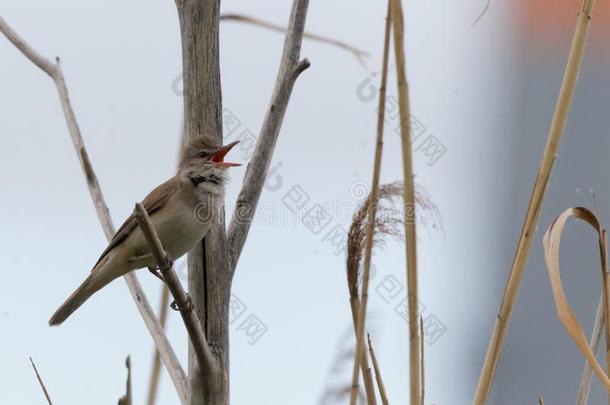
[212,141,241,167]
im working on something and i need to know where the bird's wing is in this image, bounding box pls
[92,177,180,269]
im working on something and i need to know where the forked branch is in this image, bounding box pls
[227,0,311,270]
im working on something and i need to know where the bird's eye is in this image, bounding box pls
[199,151,210,158]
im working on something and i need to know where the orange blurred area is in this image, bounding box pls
[517,0,609,45]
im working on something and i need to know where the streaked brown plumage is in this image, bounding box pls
[49,135,240,325]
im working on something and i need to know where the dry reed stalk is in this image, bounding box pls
[539,397,545,405]
[577,295,605,404]
[349,298,378,405]
[29,357,53,405]
[543,207,610,391]
[367,334,390,405]
[146,286,170,405]
[419,317,425,405]
[602,230,610,405]
[349,2,392,404]
[474,1,598,402]
[388,0,420,402]
[346,181,436,404]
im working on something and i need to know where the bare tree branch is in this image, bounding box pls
[146,286,171,405]
[227,0,311,270]
[134,203,218,381]
[0,15,187,403]
[175,0,227,402]
[220,12,368,66]
[29,357,53,405]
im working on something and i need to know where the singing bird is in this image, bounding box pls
[49,134,241,326]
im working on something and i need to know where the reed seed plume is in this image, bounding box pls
[346,182,440,300]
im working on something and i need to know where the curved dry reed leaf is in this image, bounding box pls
[543,207,610,391]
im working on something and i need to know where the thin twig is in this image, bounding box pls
[388,0,421,403]
[539,397,545,405]
[220,12,368,66]
[577,295,605,404]
[134,203,218,379]
[118,356,132,405]
[472,0,492,25]
[29,357,53,405]
[349,2,392,404]
[0,15,187,403]
[474,1,598,403]
[226,0,310,271]
[146,286,171,405]
[367,334,390,405]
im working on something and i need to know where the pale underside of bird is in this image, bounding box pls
[49,134,240,326]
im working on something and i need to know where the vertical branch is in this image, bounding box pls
[0,15,187,403]
[175,1,226,403]
[349,3,392,405]
[474,1,598,402]
[388,0,420,403]
[177,1,311,403]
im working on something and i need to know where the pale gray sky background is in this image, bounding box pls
[5,1,606,405]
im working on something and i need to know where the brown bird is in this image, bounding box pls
[49,134,240,325]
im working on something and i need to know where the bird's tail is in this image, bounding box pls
[49,258,124,326]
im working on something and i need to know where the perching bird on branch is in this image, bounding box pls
[49,135,241,326]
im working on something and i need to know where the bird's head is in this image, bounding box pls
[178,134,241,192]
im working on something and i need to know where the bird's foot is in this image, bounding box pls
[147,266,165,282]
[171,294,193,313]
